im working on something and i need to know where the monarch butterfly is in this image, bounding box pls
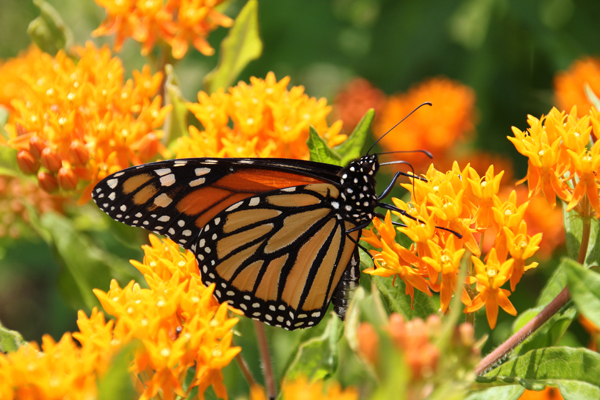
[92,106,431,330]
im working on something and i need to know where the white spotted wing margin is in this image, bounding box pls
[192,184,360,330]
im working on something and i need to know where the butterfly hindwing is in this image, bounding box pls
[192,183,359,329]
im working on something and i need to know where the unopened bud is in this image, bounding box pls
[69,140,89,165]
[58,167,78,190]
[40,148,62,173]
[17,150,40,174]
[38,171,59,193]
[138,133,158,161]
[357,322,379,366]
[29,136,46,159]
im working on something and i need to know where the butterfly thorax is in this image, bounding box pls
[337,154,379,225]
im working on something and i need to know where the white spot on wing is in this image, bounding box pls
[189,178,205,187]
[195,168,211,176]
[154,168,171,176]
[160,174,176,187]
[158,215,170,222]
[107,179,118,189]
[226,201,243,211]
[154,193,172,207]
[249,197,260,206]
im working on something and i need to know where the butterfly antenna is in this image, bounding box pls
[367,101,432,155]
[378,149,433,159]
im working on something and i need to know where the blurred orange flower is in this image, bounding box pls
[2,43,171,203]
[93,0,233,59]
[373,77,476,171]
[519,387,564,400]
[332,77,386,134]
[177,72,345,160]
[555,57,600,115]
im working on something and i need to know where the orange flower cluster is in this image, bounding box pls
[356,314,478,383]
[518,387,564,400]
[509,107,600,217]
[555,57,600,115]
[177,72,345,159]
[0,235,240,400]
[93,0,233,59]
[373,77,476,171]
[362,163,543,328]
[0,47,42,110]
[3,43,171,203]
[0,175,66,238]
[332,77,386,134]
[251,377,359,400]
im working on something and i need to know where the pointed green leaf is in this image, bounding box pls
[0,322,26,353]
[0,106,9,140]
[558,381,600,400]
[163,64,189,146]
[343,286,365,353]
[585,83,600,111]
[371,276,436,319]
[479,347,600,393]
[537,263,568,306]
[98,343,137,400]
[511,303,575,357]
[284,315,343,381]
[204,0,263,93]
[335,109,375,166]
[564,258,600,328]
[465,386,524,400]
[563,205,600,267]
[307,125,342,166]
[28,0,73,55]
[40,212,138,311]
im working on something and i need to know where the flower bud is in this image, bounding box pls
[29,136,46,159]
[17,150,40,175]
[357,322,379,366]
[138,133,158,161]
[69,140,90,165]
[38,171,59,193]
[40,148,62,173]
[58,167,78,190]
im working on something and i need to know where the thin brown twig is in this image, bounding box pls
[254,320,276,399]
[474,215,592,375]
[234,349,256,388]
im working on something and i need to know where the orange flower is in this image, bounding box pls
[3,43,171,203]
[93,0,233,59]
[373,77,476,171]
[332,78,386,134]
[177,72,345,159]
[503,222,542,291]
[281,377,359,400]
[464,249,516,329]
[519,387,564,400]
[1,234,240,399]
[555,57,600,115]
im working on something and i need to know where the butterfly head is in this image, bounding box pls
[338,154,379,225]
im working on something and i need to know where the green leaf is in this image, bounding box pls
[465,386,524,400]
[97,343,137,400]
[284,315,343,381]
[203,0,263,93]
[307,125,342,166]
[371,276,436,319]
[564,258,600,328]
[0,145,22,177]
[343,286,365,354]
[335,109,375,166]
[40,212,138,311]
[537,263,568,306]
[0,106,9,140]
[563,205,600,267]
[585,83,600,111]
[0,322,26,352]
[28,0,73,55]
[559,381,600,400]
[163,64,189,147]
[511,303,575,357]
[479,347,600,392]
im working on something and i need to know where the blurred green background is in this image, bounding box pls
[1,0,598,390]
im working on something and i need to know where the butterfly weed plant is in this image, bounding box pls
[1,1,600,400]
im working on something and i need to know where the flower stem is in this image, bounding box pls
[254,320,276,399]
[474,215,592,375]
[234,350,256,388]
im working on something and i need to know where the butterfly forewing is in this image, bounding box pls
[92,158,335,249]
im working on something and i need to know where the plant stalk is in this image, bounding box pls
[474,215,592,375]
[254,320,276,399]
